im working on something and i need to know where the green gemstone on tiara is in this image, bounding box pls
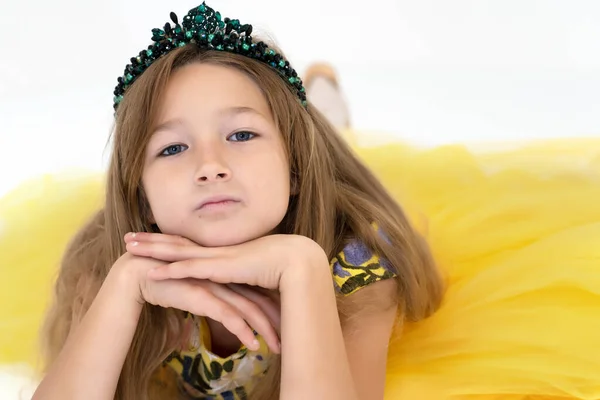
[113,2,307,113]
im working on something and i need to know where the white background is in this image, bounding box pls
[1,1,600,396]
[0,0,599,196]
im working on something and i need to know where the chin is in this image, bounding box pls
[190,227,265,248]
[166,216,284,247]
[195,235,249,247]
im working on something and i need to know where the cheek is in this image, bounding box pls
[141,169,169,212]
[250,155,290,194]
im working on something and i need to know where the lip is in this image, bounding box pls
[196,195,241,210]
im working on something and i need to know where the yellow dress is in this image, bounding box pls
[1,136,599,399]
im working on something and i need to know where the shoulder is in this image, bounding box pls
[330,235,397,296]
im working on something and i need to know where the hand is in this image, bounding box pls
[141,276,280,353]
[117,235,281,353]
[124,232,281,325]
[124,232,328,291]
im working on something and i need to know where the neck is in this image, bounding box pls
[205,318,243,358]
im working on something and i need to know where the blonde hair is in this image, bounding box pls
[41,42,444,399]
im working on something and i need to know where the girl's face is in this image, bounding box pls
[142,63,291,247]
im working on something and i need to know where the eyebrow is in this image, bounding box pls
[221,106,265,118]
[151,118,186,135]
[151,106,265,135]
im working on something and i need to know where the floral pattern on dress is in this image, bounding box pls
[330,231,397,295]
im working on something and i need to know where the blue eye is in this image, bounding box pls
[160,144,188,156]
[229,131,256,142]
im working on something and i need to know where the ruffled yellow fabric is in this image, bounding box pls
[351,137,600,400]
[1,137,599,399]
[0,171,104,369]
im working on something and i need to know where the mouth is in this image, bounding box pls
[197,195,241,210]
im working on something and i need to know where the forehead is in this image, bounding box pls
[157,62,272,121]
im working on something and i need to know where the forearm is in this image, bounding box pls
[279,255,359,400]
[33,267,143,400]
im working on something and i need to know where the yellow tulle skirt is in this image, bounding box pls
[1,136,599,399]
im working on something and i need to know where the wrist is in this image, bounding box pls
[280,238,330,293]
[107,261,146,308]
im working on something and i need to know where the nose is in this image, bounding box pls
[194,145,232,185]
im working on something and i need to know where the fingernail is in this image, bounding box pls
[252,339,260,350]
[131,232,137,238]
[131,241,139,246]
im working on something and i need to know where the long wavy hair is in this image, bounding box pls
[41,42,444,399]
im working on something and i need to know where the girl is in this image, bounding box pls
[32,3,443,400]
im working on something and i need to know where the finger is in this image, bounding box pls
[124,232,194,245]
[211,284,281,354]
[148,258,272,289]
[145,279,259,350]
[126,240,210,262]
[249,287,281,305]
[227,284,281,336]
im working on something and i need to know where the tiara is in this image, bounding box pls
[113,2,307,112]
